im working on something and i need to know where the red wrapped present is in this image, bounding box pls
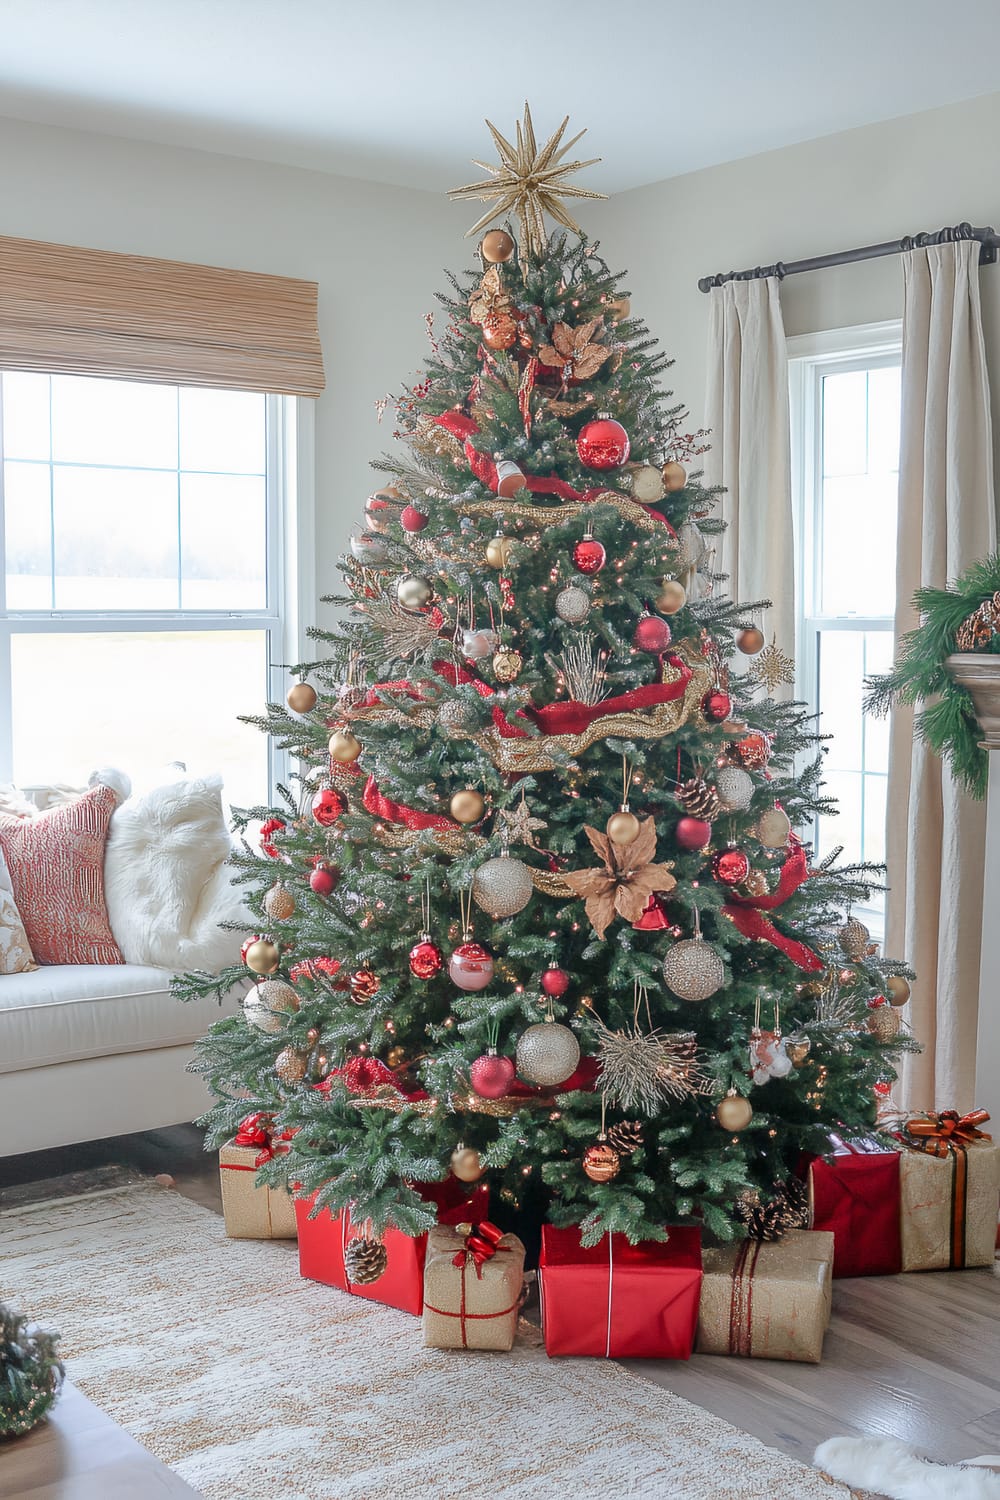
[538,1224,702,1359]
[296,1177,489,1316]
[806,1136,901,1278]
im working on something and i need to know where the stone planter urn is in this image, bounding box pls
[945,652,1000,746]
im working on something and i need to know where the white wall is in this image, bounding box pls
[0,114,461,633]
[609,91,1000,441]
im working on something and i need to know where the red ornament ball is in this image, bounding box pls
[676,816,712,851]
[576,416,631,471]
[470,1051,516,1099]
[408,938,444,980]
[350,967,380,1001]
[541,966,571,997]
[633,614,672,655]
[572,535,607,575]
[873,1080,893,1098]
[703,688,733,722]
[712,846,751,886]
[448,940,495,991]
[400,504,429,533]
[311,787,345,826]
[309,864,338,896]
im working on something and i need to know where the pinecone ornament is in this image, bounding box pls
[344,1236,388,1285]
[606,1120,644,1156]
[735,1179,809,1242]
[676,776,721,821]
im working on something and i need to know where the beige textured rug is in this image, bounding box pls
[0,1183,850,1500]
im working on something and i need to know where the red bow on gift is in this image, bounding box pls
[452,1220,506,1278]
[233,1111,294,1166]
[903,1109,991,1158]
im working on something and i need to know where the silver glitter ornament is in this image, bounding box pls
[555,585,591,625]
[516,1020,581,1086]
[662,938,725,1002]
[473,855,533,918]
[714,765,755,813]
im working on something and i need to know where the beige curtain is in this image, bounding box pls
[705,277,794,684]
[888,238,997,1112]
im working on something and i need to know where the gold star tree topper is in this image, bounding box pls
[449,102,607,259]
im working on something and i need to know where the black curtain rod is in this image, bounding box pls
[698,221,998,293]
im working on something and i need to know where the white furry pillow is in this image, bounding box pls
[0,847,36,973]
[103,773,249,972]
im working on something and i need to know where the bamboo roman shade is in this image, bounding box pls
[0,235,324,396]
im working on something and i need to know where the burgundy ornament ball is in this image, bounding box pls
[712,846,751,886]
[572,534,607,576]
[676,816,713,851]
[633,614,672,655]
[408,938,444,980]
[400,504,429,533]
[470,1051,516,1099]
[703,688,733,722]
[576,415,631,471]
[448,940,495,992]
[309,864,338,896]
[311,787,346,826]
[541,966,571,998]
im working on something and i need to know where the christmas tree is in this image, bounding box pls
[177,106,916,1248]
[0,1302,63,1439]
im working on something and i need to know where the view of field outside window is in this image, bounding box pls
[803,357,901,936]
[1,372,273,808]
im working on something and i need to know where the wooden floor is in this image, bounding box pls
[2,1124,998,1497]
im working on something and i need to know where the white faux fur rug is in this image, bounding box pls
[816,1437,1000,1499]
[0,1183,852,1500]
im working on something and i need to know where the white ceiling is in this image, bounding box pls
[0,0,998,194]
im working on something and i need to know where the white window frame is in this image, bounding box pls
[0,385,315,802]
[788,321,902,930]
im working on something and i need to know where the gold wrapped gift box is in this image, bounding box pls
[697,1229,835,1364]
[899,1137,1000,1272]
[219,1139,298,1240]
[422,1224,525,1351]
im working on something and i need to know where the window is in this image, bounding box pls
[0,372,305,808]
[789,323,902,938]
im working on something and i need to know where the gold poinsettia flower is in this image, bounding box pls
[537,317,612,382]
[562,817,676,941]
[469,266,511,326]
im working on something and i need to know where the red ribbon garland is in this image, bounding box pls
[524,660,692,736]
[452,1219,506,1278]
[721,840,824,973]
[362,774,454,832]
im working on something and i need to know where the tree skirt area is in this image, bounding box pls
[0,1183,853,1500]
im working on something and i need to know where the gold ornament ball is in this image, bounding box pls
[328,728,362,763]
[868,1006,902,1042]
[787,1037,811,1067]
[839,917,871,962]
[629,464,666,504]
[485,534,513,569]
[886,975,911,1007]
[606,295,630,321]
[244,979,299,1033]
[757,807,792,848]
[737,628,765,656]
[661,461,688,492]
[481,228,516,264]
[275,1045,308,1087]
[450,1146,486,1183]
[606,809,641,845]
[656,579,687,615]
[450,788,486,824]
[396,573,433,610]
[583,1141,622,1183]
[263,881,296,922]
[286,681,318,713]
[245,938,280,975]
[386,1045,407,1069]
[492,646,523,683]
[716,1093,754,1132]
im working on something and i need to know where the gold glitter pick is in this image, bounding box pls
[448,102,607,259]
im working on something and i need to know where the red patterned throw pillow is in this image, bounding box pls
[0,783,124,965]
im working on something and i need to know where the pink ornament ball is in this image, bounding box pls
[633,614,672,654]
[448,941,495,991]
[675,816,712,850]
[470,1052,516,1099]
[541,967,571,997]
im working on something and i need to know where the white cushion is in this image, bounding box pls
[104,772,249,971]
[0,963,240,1074]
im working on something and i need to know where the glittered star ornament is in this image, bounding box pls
[498,790,547,849]
[749,638,796,693]
[449,102,607,259]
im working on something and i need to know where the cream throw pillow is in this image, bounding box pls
[0,846,36,973]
